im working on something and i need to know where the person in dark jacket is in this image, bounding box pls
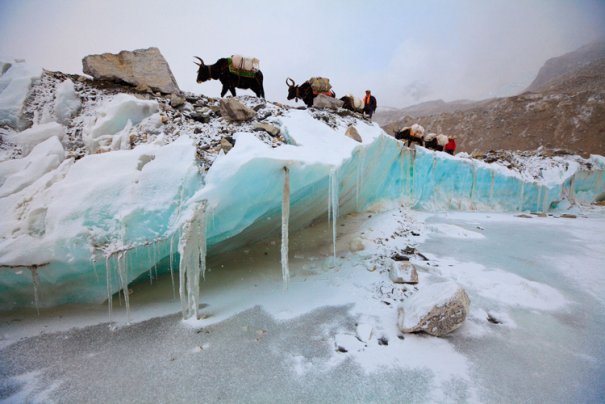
[363,90,377,119]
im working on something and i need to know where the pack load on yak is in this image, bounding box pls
[228,54,260,77]
[308,77,332,96]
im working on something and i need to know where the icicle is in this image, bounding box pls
[178,200,208,319]
[542,185,550,212]
[105,255,113,322]
[569,173,577,205]
[329,168,339,262]
[519,182,525,211]
[489,171,495,203]
[147,247,153,285]
[91,255,100,283]
[536,184,543,212]
[116,251,130,322]
[470,162,477,209]
[30,266,40,315]
[169,234,176,299]
[281,167,290,287]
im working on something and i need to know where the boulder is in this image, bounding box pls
[313,94,344,109]
[389,260,418,284]
[219,138,233,153]
[253,122,280,137]
[345,126,362,143]
[219,98,256,122]
[82,47,180,94]
[398,281,470,337]
[170,94,185,108]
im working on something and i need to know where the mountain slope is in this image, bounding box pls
[381,44,605,156]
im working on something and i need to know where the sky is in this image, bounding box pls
[0,0,604,108]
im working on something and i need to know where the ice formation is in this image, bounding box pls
[0,59,42,129]
[0,64,604,317]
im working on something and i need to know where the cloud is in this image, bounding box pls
[1,0,604,108]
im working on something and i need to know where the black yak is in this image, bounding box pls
[195,56,265,98]
[286,77,335,107]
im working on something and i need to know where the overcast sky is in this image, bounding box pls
[1,0,604,107]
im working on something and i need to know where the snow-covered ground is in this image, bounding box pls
[1,205,604,402]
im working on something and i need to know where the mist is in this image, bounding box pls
[1,0,604,108]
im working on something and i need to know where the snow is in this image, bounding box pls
[53,79,81,124]
[6,121,65,156]
[82,93,159,153]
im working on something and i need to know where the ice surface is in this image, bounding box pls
[0,102,604,310]
[7,121,65,156]
[0,60,42,128]
[82,93,159,153]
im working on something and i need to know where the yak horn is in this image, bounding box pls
[194,56,204,66]
[286,77,295,87]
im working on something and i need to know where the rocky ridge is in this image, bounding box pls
[377,42,605,157]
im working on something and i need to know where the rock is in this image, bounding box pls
[398,281,470,337]
[253,122,280,137]
[516,214,533,218]
[220,138,233,153]
[345,126,362,143]
[560,213,577,219]
[190,112,210,124]
[219,98,256,122]
[82,47,180,94]
[349,238,364,252]
[356,323,373,342]
[389,261,418,284]
[170,93,185,108]
[312,94,344,109]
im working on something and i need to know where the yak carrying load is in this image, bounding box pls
[286,76,335,107]
[194,54,265,98]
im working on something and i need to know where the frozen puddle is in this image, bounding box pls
[1,207,604,402]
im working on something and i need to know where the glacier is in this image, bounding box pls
[0,66,604,316]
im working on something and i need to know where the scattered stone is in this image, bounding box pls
[219,98,256,122]
[487,312,502,324]
[389,261,418,284]
[391,253,410,261]
[411,231,420,236]
[531,212,547,217]
[356,323,373,343]
[313,94,344,109]
[253,122,280,137]
[170,93,185,108]
[82,47,180,94]
[560,213,577,219]
[345,126,362,143]
[219,138,233,153]
[377,336,389,346]
[349,238,365,252]
[398,281,470,337]
[516,214,533,218]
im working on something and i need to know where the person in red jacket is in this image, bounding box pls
[445,136,456,155]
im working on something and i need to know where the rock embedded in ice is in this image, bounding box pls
[345,126,362,143]
[398,281,470,337]
[389,260,418,284]
[219,98,256,122]
[82,47,180,94]
[355,323,373,342]
[313,94,344,109]
[253,122,280,137]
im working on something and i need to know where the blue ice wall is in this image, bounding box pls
[1,134,604,310]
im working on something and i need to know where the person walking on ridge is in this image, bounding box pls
[363,90,377,119]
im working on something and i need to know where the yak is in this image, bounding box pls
[339,95,364,113]
[286,77,335,107]
[195,56,265,98]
